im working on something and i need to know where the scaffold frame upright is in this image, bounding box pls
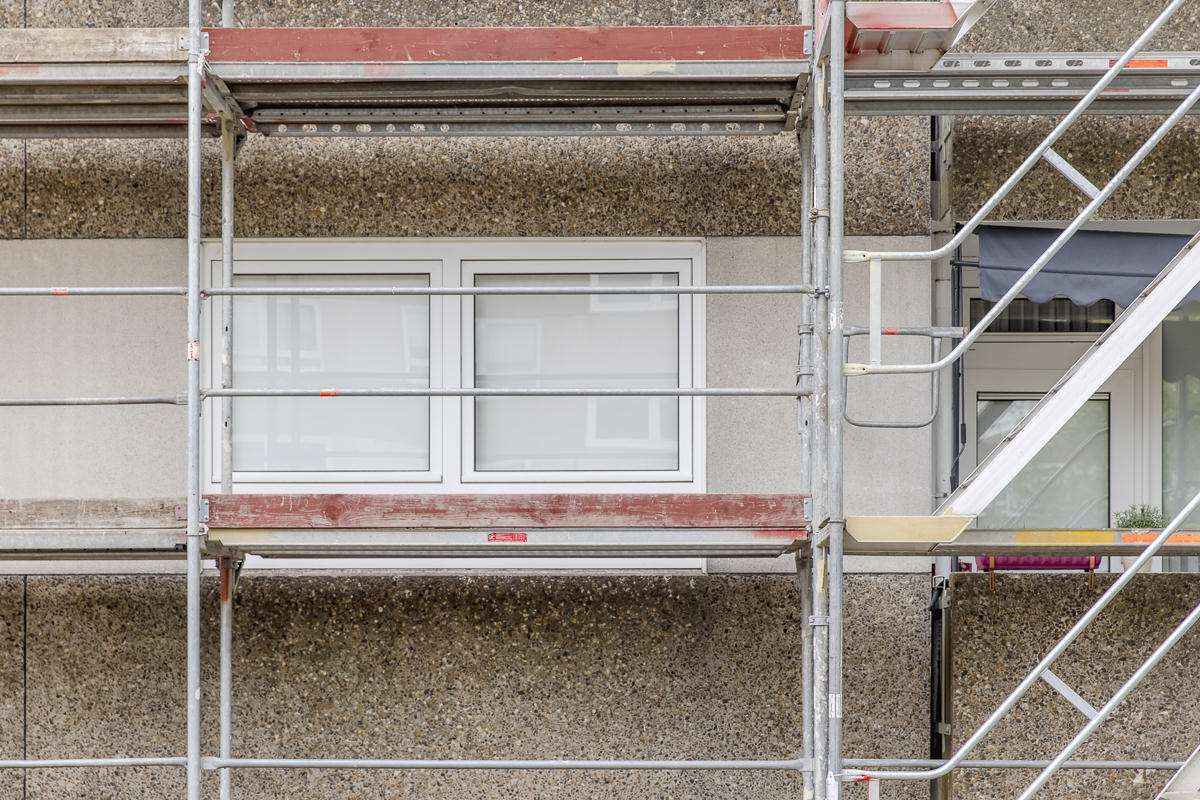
[6,0,1200,798]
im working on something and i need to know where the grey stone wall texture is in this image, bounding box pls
[0,573,930,800]
[950,574,1200,800]
[3,3,1199,800]
[952,0,1200,223]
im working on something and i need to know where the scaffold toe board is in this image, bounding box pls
[0,530,188,559]
[201,493,808,558]
[844,528,1200,557]
[206,529,807,559]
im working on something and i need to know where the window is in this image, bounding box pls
[975,393,1111,529]
[205,240,705,494]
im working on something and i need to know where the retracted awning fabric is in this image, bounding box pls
[977,226,1195,308]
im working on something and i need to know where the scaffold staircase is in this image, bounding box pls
[839,1,1200,798]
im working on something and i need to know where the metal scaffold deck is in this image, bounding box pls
[5,0,1200,798]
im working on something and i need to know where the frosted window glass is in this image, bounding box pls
[1162,302,1200,528]
[232,274,430,472]
[474,273,680,471]
[976,397,1109,529]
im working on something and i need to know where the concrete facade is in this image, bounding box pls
[0,573,931,800]
[950,574,1200,800]
[2,0,1200,798]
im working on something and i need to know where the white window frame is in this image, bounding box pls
[203,238,706,495]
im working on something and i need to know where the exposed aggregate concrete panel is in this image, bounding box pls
[17,122,928,239]
[24,0,801,28]
[951,115,1200,222]
[955,0,1200,53]
[0,0,18,28]
[950,574,1200,800]
[0,578,23,800]
[20,573,928,800]
[26,139,191,239]
[0,140,21,238]
[26,576,189,799]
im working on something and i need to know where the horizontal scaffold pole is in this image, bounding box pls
[204,285,815,296]
[0,395,183,406]
[0,287,187,296]
[204,757,810,771]
[204,388,810,398]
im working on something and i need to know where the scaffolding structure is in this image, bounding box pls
[5,0,1200,798]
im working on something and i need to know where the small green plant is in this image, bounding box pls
[1113,504,1167,528]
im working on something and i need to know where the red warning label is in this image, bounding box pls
[488,532,528,543]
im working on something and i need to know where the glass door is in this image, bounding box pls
[962,364,1139,530]
[975,394,1110,529]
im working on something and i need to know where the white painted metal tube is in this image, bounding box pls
[1018,598,1200,799]
[205,285,816,296]
[842,0,1188,265]
[851,484,1200,783]
[868,257,881,366]
[848,78,1200,376]
[220,116,235,495]
[205,757,809,771]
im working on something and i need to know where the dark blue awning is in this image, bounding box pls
[977,226,1195,307]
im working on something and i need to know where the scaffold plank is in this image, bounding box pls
[205,26,810,64]
[846,528,1200,556]
[204,493,809,530]
[0,27,187,63]
[0,497,184,529]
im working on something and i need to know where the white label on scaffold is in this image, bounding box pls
[187,340,201,362]
[826,773,840,800]
[829,693,842,719]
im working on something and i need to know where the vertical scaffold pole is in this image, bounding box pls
[798,101,816,799]
[221,115,235,493]
[219,557,236,800]
[186,0,204,797]
[809,52,831,800]
[826,2,848,797]
[798,548,815,800]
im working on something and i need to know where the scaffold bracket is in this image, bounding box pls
[175,498,210,523]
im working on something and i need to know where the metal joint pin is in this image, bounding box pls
[797,324,815,336]
[812,287,831,298]
[808,616,830,627]
[810,208,830,220]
